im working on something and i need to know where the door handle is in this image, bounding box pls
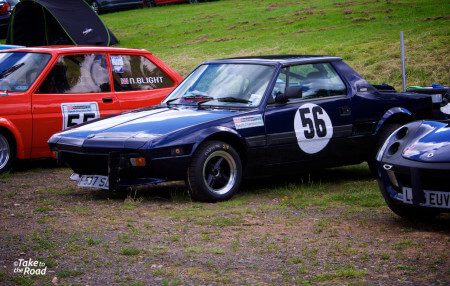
[102,97,113,103]
[339,106,351,116]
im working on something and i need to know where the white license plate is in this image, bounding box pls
[78,175,109,190]
[401,187,450,209]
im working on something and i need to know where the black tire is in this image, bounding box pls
[367,123,402,175]
[0,132,14,175]
[187,141,242,202]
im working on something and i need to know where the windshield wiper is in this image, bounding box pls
[166,94,214,107]
[165,97,181,106]
[217,96,251,104]
[0,63,25,79]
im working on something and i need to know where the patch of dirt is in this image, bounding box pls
[424,15,450,21]
[186,34,209,45]
[0,165,448,285]
[334,1,356,7]
[351,16,376,22]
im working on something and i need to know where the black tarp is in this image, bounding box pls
[6,0,118,46]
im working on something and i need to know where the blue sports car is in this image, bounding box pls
[376,120,450,219]
[48,55,448,201]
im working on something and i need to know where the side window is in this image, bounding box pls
[110,55,174,91]
[288,63,347,100]
[38,54,110,94]
[270,68,287,103]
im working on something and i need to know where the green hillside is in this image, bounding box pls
[102,0,449,89]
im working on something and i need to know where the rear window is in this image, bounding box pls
[0,52,51,92]
[110,55,174,91]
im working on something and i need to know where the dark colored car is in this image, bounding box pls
[0,0,18,38]
[87,0,200,13]
[86,0,145,14]
[376,120,450,219]
[48,55,447,202]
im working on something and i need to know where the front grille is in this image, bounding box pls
[394,168,450,192]
[62,152,109,175]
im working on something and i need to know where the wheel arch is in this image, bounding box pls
[194,128,248,167]
[0,119,24,159]
[375,107,413,135]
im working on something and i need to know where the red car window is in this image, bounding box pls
[38,53,110,94]
[0,52,51,92]
[110,54,174,92]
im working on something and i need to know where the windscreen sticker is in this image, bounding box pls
[61,102,100,130]
[120,77,164,85]
[15,85,28,91]
[233,115,264,130]
[113,65,124,74]
[110,56,124,66]
[294,103,333,154]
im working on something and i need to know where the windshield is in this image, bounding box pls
[163,63,275,107]
[0,52,51,92]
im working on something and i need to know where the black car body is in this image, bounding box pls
[376,119,450,218]
[48,55,448,202]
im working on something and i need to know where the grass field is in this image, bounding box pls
[102,0,449,89]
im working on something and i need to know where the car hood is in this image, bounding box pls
[52,106,242,148]
[402,121,450,163]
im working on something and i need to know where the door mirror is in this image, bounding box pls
[275,86,303,103]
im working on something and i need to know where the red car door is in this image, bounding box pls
[31,53,121,158]
[108,52,181,110]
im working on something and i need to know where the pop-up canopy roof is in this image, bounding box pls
[6,0,119,46]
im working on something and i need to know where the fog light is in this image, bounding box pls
[130,157,146,167]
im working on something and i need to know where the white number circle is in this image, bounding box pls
[294,103,333,154]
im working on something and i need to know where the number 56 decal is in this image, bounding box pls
[294,103,333,154]
[61,102,100,130]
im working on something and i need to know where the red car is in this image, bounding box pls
[0,46,182,173]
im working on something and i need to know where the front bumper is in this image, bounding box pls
[377,159,450,212]
[59,150,191,190]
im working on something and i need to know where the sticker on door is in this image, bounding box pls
[294,103,333,154]
[61,102,100,129]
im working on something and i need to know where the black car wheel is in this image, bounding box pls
[144,0,156,7]
[368,123,402,175]
[187,141,242,202]
[91,1,100,14]
[0,132,14,175]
